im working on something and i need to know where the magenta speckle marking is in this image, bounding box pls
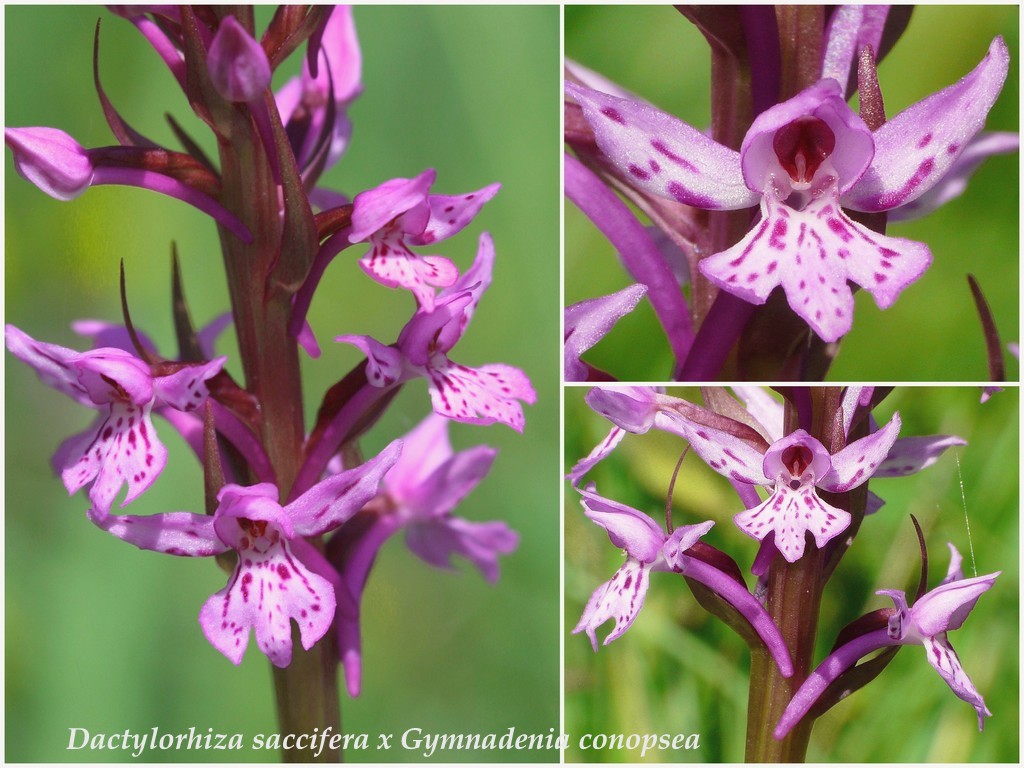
[600,106,626,125]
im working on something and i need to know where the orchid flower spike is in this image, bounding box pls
[566,37,1010,341]
[775,543,999,738]
[5,325,225,516]
[95,441,401,668]
[574,484,792,678]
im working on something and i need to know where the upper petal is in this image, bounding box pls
[286,440,402,537]
[401,444,496,521]
[843,37,1010,212]
[152,357,227,412]
[411,182,501,246]
[384,413,454,498]
[912,571,999,637]
[875,434,967,478]
[577,484,665,564]
[349,170,435,242]
[820,411,901,492]
[740,79,874,194]
[564,82,757,210]
[5,127,94,200]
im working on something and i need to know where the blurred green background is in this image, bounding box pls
[565,6,1019,381]
[565,386,1018,762]
[5,6,559,762]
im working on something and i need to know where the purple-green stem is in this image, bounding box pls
[214,81,341,762]
[744,388,847,762]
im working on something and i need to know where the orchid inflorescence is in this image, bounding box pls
[5,4,535,748]
[568,385,1002,760]
[564,7,1017,381]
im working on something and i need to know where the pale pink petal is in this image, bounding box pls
[199,538,336,667]
[60,402,167,516]
[573,558,652,650]
[734,485,851,563]
[412,182,501,245]
[821,412,901,492]
[426,360,535,432]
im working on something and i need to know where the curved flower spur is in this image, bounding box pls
[564,8,1017,380]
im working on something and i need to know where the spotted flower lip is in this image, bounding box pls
[5,324,226,516]
[565,36,1010,342]
[775,544,999,738]
[94,441,401,668]
[573,484,793,678]
[348,169,501,310]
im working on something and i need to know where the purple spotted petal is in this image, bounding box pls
[564,82,758,210]
[843,37,1010,212]
[406,516,518,582]
[425,360,534,432]
[921,633,992,729]
[61,403,167,516]
[198,538,336,668]
[888,132,1018,222]
[335,334,405,387]
[683,422,768,487]
[349,170,434,242]
[820,411,901,492]
[152,357,227,412]
[5,127,94,200]
[740,79,874,195]
[411,182,501,246]
[578,484,665,564]
[699,194,932,342]
[94,510,226,556]
[565,284,647,381]
[735,484,851,562]
[875,434,967,477]
[573,557,652,650]
[6,324,94,405]
[286,440,401,536]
